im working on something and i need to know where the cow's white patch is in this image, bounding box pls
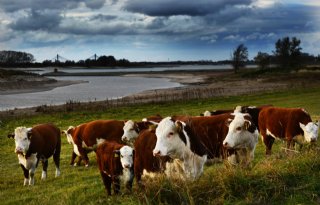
[119,146,134,169]
[300,121,319,142]
[23,178,28,186]
[18,153,37,170]
[64,126,75,144]
[120,168,133,184]
[73,144,81,156]
[203,111,211,116]
[41,171,47,180]
[266,129,278,139]
[14,127,31,154]
[154,117,207,179]
[96,138,105,145]
[122,120,139,143]
[55,168,60,177]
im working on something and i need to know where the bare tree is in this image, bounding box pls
[231,44,248,73]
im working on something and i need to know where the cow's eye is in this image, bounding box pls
[24,138,28,141]
[120,155,123,158]
[236,127,242,131]
[168,132,174,138]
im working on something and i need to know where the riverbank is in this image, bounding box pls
[1,68,320,118]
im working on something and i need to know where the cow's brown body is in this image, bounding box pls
[96,141,133,195]
[134,129,171,185]
[70,120,124,166]
[259,107,312,154]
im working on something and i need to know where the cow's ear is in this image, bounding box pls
[7,133,15,139]
[148,124,157,130]
[113,150,120,158]
[244,120,251,130]
[175,121,183,132]
[27,130,32,140]
[225,119,232,127]
[299,123,306,131]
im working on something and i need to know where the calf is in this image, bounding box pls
[96,141,134,195]
[134,128,172,186]
[259,107,319,155]
[223,113,259,165]
[62,120,125,167]
[8,124,61,185]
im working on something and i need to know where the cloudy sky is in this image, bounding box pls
[0,0,319,62]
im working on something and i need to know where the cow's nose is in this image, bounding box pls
[311,138,317,143]
[153,150,161,157]
[15,147,23,154]
[123,164,131,168]
[223,142,229,148]
[122,136,128,141]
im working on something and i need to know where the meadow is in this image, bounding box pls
[0,86,319,205]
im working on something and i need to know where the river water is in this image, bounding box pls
[0,65,239,111]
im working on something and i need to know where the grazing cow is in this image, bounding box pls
[259,107,319,155]
[7,124,61,185]
[121,120,156,145]
[62,120,125,167]
[134,128,173,186]
[153,114,259,178]
[223,113,259,165]
[96,141,134,195]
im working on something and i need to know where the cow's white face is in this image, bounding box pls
[223,113,259,149]
[119,146,134,169]
[300,121,319,143]
[14,127,32,155]
[64,126,75,145]
[122,120,139,142]
[153,117,186,158]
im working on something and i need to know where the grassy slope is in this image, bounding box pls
[0,87,319,205]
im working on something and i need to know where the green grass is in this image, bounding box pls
[0,87,319,204]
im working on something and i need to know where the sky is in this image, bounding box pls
[0,0,319,62]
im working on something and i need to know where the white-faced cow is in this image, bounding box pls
[62,120,124,167]
[153,114,259,179]
[8,124,61,186]
[259,107,319,155]
[223,113,259,165]
[122,120,157,145]
[96,141,134,195]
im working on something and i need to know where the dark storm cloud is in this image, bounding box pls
[0,0,105,13]
[10,10,62,31]
[123,0,253,16]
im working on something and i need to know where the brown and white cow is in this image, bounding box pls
[62,120,125,167]
[259,107,319,155]
[8,124,61,185]
[134,128,173,186]
[96,141,134,195]
[223,113,259,165]
[122,120,157,145]
[153,114,258,179]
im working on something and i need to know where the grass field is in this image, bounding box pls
[0,87,319,205]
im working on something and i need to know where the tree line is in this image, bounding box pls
[231,36,320,73]
[1,36,319,70]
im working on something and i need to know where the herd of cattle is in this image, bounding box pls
[7,105,319,195]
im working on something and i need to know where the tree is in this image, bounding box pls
[231,44,248,73]
[254,52,270,69]
[273,36,302,70]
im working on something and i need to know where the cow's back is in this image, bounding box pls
[82,120,124,146]
[259,107,312,139]
[134,129,168,173]
[185,114,230,158]
[28,124,61,158]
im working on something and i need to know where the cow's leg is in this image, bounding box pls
[263,134,274,155]
[75,156,83,166]
[70,152,78,166]
[20,164,29,186]
[29,167,36,185]
[100,171,112,195]
[53,148,61,177]
[113,176,121,195]
[41,159,48,180]
[76,143,89,167]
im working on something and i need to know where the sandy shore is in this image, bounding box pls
[0,69,319,117]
